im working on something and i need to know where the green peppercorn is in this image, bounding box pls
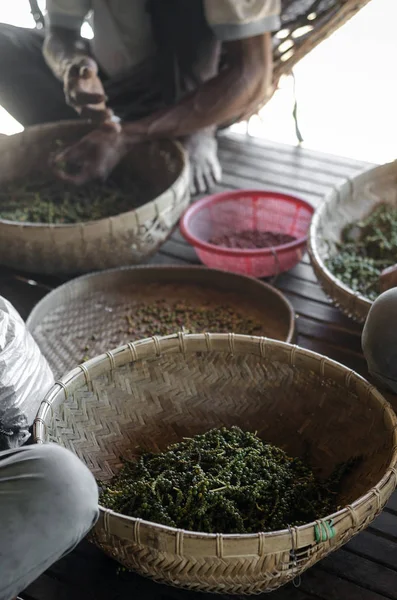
[99,426,358,534]
[0,155,149,224]
[326,203,397,301]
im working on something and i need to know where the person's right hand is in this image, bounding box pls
[63,57,113,123]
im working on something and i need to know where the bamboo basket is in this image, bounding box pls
[308,160,397,323]
[0,121,189,275]
[34,333,397,595]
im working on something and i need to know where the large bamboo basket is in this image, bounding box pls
[308,160,397,323]
[34,333,397,595]
[0,121,189,275]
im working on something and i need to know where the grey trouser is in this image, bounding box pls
[0,444,99,600]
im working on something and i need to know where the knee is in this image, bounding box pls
[32,444,99,534]
[0,24,18,58]
[0,24,35,65]
[362,288,397,392]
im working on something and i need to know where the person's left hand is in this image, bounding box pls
[51,122,128,185]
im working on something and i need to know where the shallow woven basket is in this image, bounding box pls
[308,160,397,323]
[34,333,397,595]
[0,121,189,275]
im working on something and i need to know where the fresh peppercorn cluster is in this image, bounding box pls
[100,426,355,534]
[326,203,397,301]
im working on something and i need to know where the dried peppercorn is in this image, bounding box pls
[326,203,397,301]
[99,426,357,534]
[80,299,264,363]
[209,230,296,250]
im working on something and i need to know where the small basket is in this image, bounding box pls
[180,191,314,278]
[34,334,397,595]
[308,160,397,323]
[0,121,189,275]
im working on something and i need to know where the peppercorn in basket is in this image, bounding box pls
[309,159,397,322]
[34,334,397,595]
[0,121,189,275]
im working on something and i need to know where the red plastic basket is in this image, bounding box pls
[180,190,314,278]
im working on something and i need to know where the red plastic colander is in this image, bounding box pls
[180,190,314,278]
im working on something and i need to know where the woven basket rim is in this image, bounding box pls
[33,333,397,550]
[0,121,188,229]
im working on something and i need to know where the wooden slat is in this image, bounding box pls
[369,511,397,540]
[299,567,389,600]
[283,261,319,283]
[148,252,190,266]
[386,491,397,513]
[26,574,89,600]
[346,530,397,571]
[222,171,323,207]
[320,549,397,599]
[297,315,362,353]
[219,148,349,191]
[222,132,372,171]
[276,275,349,313]
[221,137,366,180]
[296,336,367,376]
[281,291,360,329]
[161,238,199,264]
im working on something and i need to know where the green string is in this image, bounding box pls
[314,519,335,543]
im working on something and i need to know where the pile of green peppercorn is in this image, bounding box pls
[326,203,397,301]
[0,174,147,224]
[100,426,355,534]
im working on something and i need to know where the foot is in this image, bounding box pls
[182,129,222,195]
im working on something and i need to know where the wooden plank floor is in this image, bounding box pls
[1,132,397,599]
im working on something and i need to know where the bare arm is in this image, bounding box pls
[43,26,110,119]
[122,33,274,144]
[52,33,274,183]
[43,26,91,80]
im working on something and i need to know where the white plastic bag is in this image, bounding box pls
[0,297,54,449]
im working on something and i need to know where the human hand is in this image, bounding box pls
[64,57,113,122]
[51,122,127,185]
